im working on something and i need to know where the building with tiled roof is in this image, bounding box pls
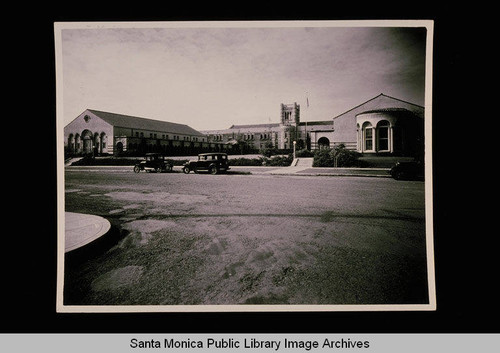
[201,102,335,151]
[201,94,424,157]
[65,93,425,158]
[64,109,224,156]
[331,94,425,156]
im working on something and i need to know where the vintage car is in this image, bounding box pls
[182,153,230,174]
[390,161,424,180]
[133,153,173,173]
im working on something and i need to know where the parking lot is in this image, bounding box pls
[63,167,429,307]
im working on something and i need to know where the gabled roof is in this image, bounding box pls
[87,109,206,136]
[332,93,424,120]
[229,123,280,129]
[356,107,415,115]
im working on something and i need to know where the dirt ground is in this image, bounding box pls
[64,170,429,307]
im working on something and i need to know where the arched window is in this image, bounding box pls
[363,122,373,151]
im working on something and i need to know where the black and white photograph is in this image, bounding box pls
[55,20,435,312]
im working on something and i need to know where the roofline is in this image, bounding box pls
[332,93,424,120]
[198,152,228,156]
[228,123,280,129]
[356,107,416,116]
[86,109,206,136]
[64,109,95,127]
[87,109,189,127]
[377,93,425,109]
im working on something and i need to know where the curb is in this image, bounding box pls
[267,172,392,178]
[65,165,393,178]
[65,212,111,253]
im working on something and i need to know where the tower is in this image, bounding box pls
[280,102,300,126]
[279,102,300,149]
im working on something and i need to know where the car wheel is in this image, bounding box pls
[209,166,218,175]
[133,165,141,173]
[183,166,190,174]
[165,164,173,172]
[155,167,162,173]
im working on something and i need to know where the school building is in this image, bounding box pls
[64,93,424,158]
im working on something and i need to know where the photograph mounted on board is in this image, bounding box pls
[55,20,435,312]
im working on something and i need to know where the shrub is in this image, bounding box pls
[266,154,293,166]
[72,157,139,166]
[312,149,333,167]
[312,144,362,167]
[295,148,315,158]
[259,141,279,158]
[228,158,264,166]
[334,144,361,167]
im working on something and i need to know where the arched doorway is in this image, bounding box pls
[100,132,107,154]
[116,142,124,154]
[93,132,101,155]
[68,134,75,154]
[81,130,93,154]
[318,137,330,149]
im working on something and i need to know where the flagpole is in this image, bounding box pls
[305,91,309,150]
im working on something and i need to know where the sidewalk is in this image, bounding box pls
[230,166,391,177]
[229,156,391,178]
[65,212,111,253]
[67,164,392,177]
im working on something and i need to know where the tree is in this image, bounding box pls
[259,141,278,157]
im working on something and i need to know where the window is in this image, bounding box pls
[356,124,361,151]
[365,129,373,150]
[364,124,373,151]
[378,121,390,151]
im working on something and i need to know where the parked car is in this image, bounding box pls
[182,153,230,174]
[390,161,424,180]
[133,153,173,173]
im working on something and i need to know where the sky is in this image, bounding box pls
[58,22,429,131]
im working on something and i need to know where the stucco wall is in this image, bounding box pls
[332,94,424,147]
[64,110,114,154]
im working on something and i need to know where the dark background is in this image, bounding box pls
[3,3,495,334]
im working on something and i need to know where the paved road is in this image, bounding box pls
[64,168,429,307]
